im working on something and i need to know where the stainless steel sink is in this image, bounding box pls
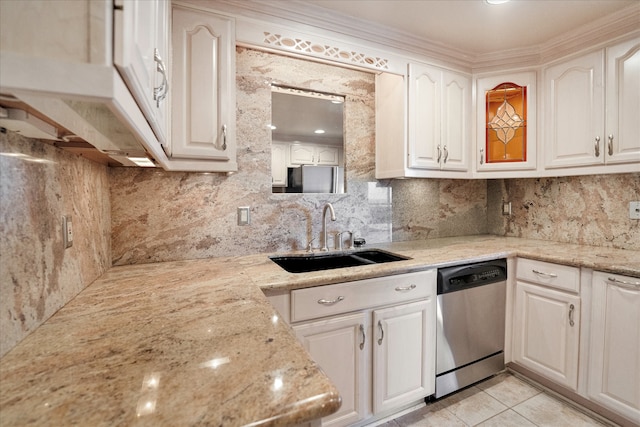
[269,249,410,273]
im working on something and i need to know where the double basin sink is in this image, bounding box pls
[270,249,410,273]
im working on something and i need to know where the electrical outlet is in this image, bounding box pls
[630,201,640,220]
[237,207,251,226]
[62,215,73,248]
[502,201,512,216]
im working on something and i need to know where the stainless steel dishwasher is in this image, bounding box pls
[435,259,507,399]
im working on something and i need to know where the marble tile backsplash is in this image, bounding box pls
[0,131,111,357]
[109,48,489,265]
[488,173,640,251]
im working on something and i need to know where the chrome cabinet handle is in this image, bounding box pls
[317,296,344,305]
[395,284,416,292]
[437,145,442,163]
[568,304,575,327]
[480,148,484,165]
[532,269,558,278]
[594,136,600,157]
[607,134,614,156]
[153,48,169,108]
[359,324,365,350]
[607,277,640,290]
[377,320,384,345]
[221,124,227,150]
[443,145,449,163]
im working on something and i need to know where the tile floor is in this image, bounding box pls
[381,372,610,427]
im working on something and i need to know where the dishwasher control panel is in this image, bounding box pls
[437,259,507,294]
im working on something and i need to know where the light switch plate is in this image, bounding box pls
[237,207,251,226]
[630,201,640,220]
[502,201,512,216]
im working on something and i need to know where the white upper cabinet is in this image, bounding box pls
[114,0,170,146]
[605,38,640,165]
[376,65,471,179]
[544,50,605,168]
[170,5,237,170]
[475,71,537,173]
[544,37,640,169]
[290,144,341,166]
[408,63,470,172]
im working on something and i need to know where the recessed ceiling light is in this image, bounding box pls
[269,124,277,130]
[486,0,510,4]
[314,129,325,134]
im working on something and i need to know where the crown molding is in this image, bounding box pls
[200,0,639,72]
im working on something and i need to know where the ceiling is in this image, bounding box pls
[300,0,638,56]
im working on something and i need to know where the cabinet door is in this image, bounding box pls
[605,38,640,165]
[290,144,316,165]
[171,6,235,162]
[114,0,168,145]
[294,313,369,427]
[316,146,340,166]
[513,282,581,390]
[544,50,605,169]
[476,71,537,172]
[373,299,435,414]
[440,70,471,172]
[588,272,640,422]
[408,63,441,170]
[271,142,287,187]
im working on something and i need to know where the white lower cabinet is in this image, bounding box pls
[588,271,640,423]
[373,300,434,414]
[513,259,581,391]
[288,270,436,427]
[294,312,369,426]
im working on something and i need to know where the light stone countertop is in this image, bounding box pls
[1,236,639,426]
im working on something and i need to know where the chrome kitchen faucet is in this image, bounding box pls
[321,203,336,251]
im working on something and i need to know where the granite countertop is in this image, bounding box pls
[1,236,639,426]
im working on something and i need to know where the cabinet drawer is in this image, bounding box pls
[291,270,435,323]
[517,258,580,293]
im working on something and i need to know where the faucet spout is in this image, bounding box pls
[321,203,336,251]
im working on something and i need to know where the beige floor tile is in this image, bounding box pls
[513,393,606,427]
[444,390,508,426]
[393,401,466,427]
[476,409,537,427]
[396,408,467,427]
[476,373,542,407]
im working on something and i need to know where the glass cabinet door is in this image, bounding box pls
[485,82,527,163]
[476,72,537,172]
